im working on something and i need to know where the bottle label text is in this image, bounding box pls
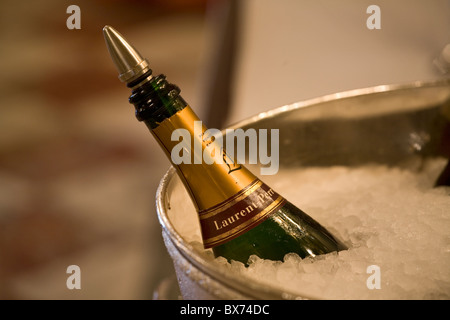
[199,179,286,248]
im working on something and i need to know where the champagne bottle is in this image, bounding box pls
[103,26,347,264]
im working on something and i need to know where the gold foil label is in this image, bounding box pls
[151,106,279,248]
[152,107,257,211]
[199,179,286,249]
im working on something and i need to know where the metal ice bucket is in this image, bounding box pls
[156,79,450,299]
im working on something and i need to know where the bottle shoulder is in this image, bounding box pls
[213,200,347,264]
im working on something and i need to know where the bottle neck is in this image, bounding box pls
[128,74,258,211]
[129,74,187,128]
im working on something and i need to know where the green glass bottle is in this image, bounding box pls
[103,26,347,264]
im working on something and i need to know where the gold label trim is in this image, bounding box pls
[199,180,262,219]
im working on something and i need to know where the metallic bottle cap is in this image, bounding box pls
[103,25,151,84]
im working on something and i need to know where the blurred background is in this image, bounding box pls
[0,0,211,299]
[0,0,448,299]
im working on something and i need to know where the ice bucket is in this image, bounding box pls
[155,80,450,299]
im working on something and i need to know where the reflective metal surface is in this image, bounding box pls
[103,25,151,84]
